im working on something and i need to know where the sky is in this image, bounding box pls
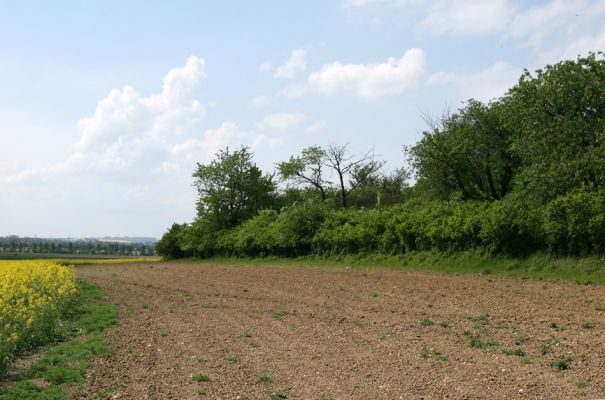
[1,0,604,238]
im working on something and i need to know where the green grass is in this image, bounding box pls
[257,374,272,386]
[0,279,116,399]
[192,374,211,382]
[175,251,605,285]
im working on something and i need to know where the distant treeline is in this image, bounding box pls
[157,53,605,260]
[0,237,156,256]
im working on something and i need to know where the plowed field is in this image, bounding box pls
[77,262,605,399]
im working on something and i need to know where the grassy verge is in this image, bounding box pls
[0,280,116,399]
[175,251,605,285]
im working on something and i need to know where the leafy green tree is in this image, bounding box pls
[407,99,516,201]
[193,146,276,230]
[156,223,187,258]
[502,52,605,203]
[277,146,329,200]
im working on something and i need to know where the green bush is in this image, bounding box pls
[312,208,388,255]
[543,190,605,255]
[264,202,328,256]
[479,198,545,256]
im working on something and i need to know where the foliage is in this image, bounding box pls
[155,223,187,259]
[407,99,516,201]
[193,146,276,230]
[543,190,605,255]
[502,52,605,203]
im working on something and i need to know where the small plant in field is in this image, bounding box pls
[146,284,154,288]
[197,388,206,396]
[127,346,139,356]
[581,321,594,329]
[421,347,447,360]
[471,314,489,325]
[192,374,211,382]
[242,288,249,293]
[95,384,125,398]
[577,381,589,389]
[420,347,430,359]
[596,306,605,312]
[160,330,169,337]
[586,298,594,304]
[243,330,253,338]
[270,390,287,399]
[196,357,205,364]
[439,321,449,328]
[551,357,572,371]
[427,304,433,308]
[464,331,498,350]
[142,303,149,309]
[371,292,379,298]
[502,348,526,356]
[549,322,563,331]
[272,312,285,321]
[126,305,134,316]
[521,356,532,365]
[227,356,238,364]
[420,318,435,327]
[257,374,272,386]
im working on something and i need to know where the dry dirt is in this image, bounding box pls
[76,262,605,400]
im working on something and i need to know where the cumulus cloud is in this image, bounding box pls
[260,48,308,79]
[308,48,425,99]
[422,0,514,35]
[428,61,521,102]
[70,56,207,173]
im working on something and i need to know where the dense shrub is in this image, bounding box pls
[312,208,388,255]
[155,223,187,259]
[543,190,605,256]
[264,202,328,256]
[479,198,545,256]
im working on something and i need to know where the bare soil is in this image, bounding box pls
[76,262,605,399]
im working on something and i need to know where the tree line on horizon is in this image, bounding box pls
[156,52,605,260]
[0,237,156,257]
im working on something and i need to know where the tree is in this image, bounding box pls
[407,99,516,201]
[277,146,328,200]
[324,143,381,208]
[156,223,187,259]
[501,52,605,203]
[193,146,276,230]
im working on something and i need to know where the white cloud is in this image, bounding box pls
[260,49,308,79]
[308,48,425,99]
[274,49,308,79]
[257,112,307,130]
[423,0,514,35]
[252,95,271,108]
[71,56,206,173]
[428,61,520,102]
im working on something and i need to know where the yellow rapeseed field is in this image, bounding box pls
[0,260,78,377]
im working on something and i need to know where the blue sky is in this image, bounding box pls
[1,0,604,238]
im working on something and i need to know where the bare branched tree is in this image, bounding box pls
[325,143,379,208]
